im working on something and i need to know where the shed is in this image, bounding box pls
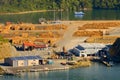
[4,55,42,67]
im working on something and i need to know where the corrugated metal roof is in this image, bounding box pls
[78,43,106,49]
[10,55,42,60]
[76,45,85,50]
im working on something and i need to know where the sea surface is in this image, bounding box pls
[0,10,120,23]
[1,63,120,80]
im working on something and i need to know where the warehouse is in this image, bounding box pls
[4,55,43,67]
[22,42,47,51]
[72,43,108,57]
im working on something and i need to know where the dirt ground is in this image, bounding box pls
[55,20,120,50]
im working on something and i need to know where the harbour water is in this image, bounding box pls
[0,10,120,23]
[1,63,120,80]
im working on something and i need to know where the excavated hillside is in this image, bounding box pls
[110,38,120,62]
[0,36,16,60]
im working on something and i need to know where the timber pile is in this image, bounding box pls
[8,23,35,30]
[86,36,120,44]
[11,31,61,44]
[0,24,2,30]
[79,22,120,30]
[12,36,59,45]
[73,31,103,37]
[0,22,65,45]
[34,38,59,45]
[39,32,61,38]
[37,24,67,30]
[12,36,36,44]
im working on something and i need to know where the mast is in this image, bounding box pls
[53,1,56,21]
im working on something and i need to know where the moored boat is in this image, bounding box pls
[74,11,85,15]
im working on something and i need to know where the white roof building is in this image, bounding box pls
[72,43,108,57]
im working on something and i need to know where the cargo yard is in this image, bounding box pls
[0,20,120,75]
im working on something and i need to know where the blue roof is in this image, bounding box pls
[76,45,85,50]
[10,55,42,60]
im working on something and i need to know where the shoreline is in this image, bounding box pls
[0,10,53,15]
[0,9,64,15]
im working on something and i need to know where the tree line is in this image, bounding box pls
[0,0,120,12]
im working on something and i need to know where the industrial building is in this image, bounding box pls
[22,42,47,51]
[4,56,43,67]
[72,43,108,57]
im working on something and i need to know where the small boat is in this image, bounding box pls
[74,11,85,15]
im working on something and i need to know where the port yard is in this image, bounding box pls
[1,20,120,75]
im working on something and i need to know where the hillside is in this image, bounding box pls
[110,38,120,62]
[0,0,120,13]
[0,36,11,60]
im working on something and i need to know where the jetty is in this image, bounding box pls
[102,61,112,67]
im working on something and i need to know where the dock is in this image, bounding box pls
[4,69,20,76]
[1,64,69,76]
[102,61,111,67]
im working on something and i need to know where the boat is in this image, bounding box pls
[74,11,85,15]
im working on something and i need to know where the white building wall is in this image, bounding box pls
[27,59,39,66]
[17,60,25,67]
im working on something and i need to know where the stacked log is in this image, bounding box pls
[86,36,120,44]
[39,32,61,38]
[34,38,59,45]
[73,31,103,37]
[12,36,36,44]
[37,24,67,30]
[8,23,35,30]
[79,22,120,30]
[22,33,28,38]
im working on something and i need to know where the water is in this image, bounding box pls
[1,63,120,80]
[0,10,120,24]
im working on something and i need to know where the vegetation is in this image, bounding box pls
[0,36,8,43]
[0,36,11,60]
[0,67,4,75]
[70,60,91,69]
[0,0,119,13]
[92,0,120,9]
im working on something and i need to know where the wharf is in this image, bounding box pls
[2,64,69,75]
[101,61,113,67]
